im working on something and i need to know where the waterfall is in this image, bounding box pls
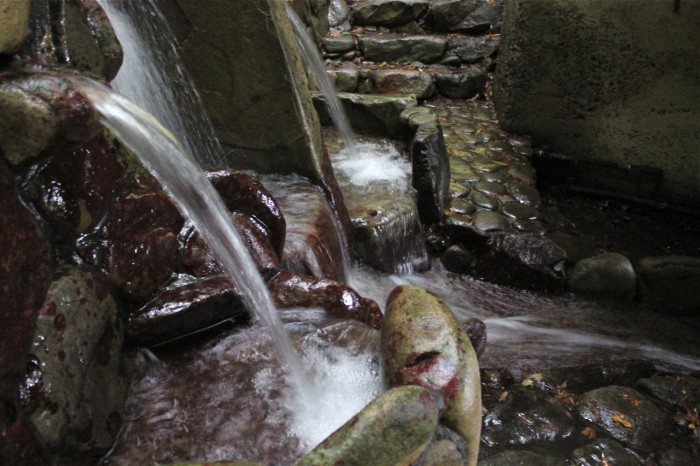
[96,0,226,168]
[72,76,313,404]
[285,2,358,157]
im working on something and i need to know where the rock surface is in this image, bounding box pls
[410,117,450,224]
[0,0,31,54]
[637,255,700,314]
[567,252,636,299]
[359,34,447,63]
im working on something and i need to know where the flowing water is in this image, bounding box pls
[97,0,226,168]
[286,2,358,156]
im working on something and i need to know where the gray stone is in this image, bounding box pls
[441,244,473,275]
[322,35,355,53]
[494,0,700,202]
[450,198,476,215]
[373,69,436,99]
[411,122,450,223]
[448,36,499,63]
[0,0,30,54]
[313,92,417,138]
[408,111,439,129]
[352,0,430,28]
[637,373,700,411]
[576,385,675,452]
[332,67,360,92]
[399,105,433,124]
[452,0,504,34]
[434,66,487,99]
[426,0,478,31]
[501,201,539,220]
[359,34,447,63]
[637,256,700,314]
[470,191,499,210]
[568,253,636,299]
[297,386,439,466]
[474,180,508,197]
[508,184,541,207]
[329,0,351,27]
[471,210,509,232]
[418,439,465,466]
[478,450,568,466]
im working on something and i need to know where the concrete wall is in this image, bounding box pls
[494,0,700,203]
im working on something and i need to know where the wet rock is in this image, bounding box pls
[416,439,465,466]
[165,462,264,466]
[478,450,568,466]
[399,105,433,124]
[426,0,478,32]
[19,267,126,457]
[481,388,575,450]
[462,318,486,358]
[207,169,286,259]
[471,233,566,293]
[373,69,435,99]
[322,35,355,53]
[474,180,508,197]
[267,270,383,329]
[568,253,636,299]
[297,385,439,466]
[314,92,417,138]
[636,373,700,411]
[329,0,351,27]
[434,66,487,100]
[470,191,499,210]
[637,255,700,314]
[0,405,49,466]
[352,0,430,28]
[508,184,541,207]
[576,385,676,452]
[532,359,656,395]
[411,120,450,223]
[0,171,52,377]
[571,438,641,466]
[333,67,360,92]
[0,0,30,54]
[448,36,499,63]
[452,1,504,34]
[359,34,447,63]
[28,133,127,236]
[128,274,245,347]
[102,190,184,302]
[480,369,515,409]
[656,441,700,466]
[500,201,539,221]
[441,243,473,274]
[0,72,100,166]
[182,212,280,278]
[408,111,439,129]
[449,198,477,215]
[383,285,481,465]
[471,210,510,232]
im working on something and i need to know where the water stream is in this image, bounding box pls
[96,0,226,168]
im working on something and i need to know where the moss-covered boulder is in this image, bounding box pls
[382,285,481,465]
[297,385,439,466]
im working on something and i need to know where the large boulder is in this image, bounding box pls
[297,385,439,466]
[0,171,52,377]
[382,285,481,465]
[0,0,31,55]
[567,252,637,299]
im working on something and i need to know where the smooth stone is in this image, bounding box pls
[571,438,643,466]
[506,164,536,183]
[373,69,436,99]
[471,233,567,293]
[470,192,499,210]
[359,34,447,63]
[383,285,481,465]
[531,359,656,394]
[448,36,499,63]
[313,92,417,138]
[0,171,52,377]
[481,170,509,184]
[449,181,471,198]
[511,219,547,235]
[19,267,126,455]
[408,111,439,129]
[297,385,439,466]
[637,373,700,410]
[333,67,360,92]
[450,198,477,215]
[568,252,636,299]
[101,190,184,302]
[462,318,486,358]
[352,0,430,27]
[425,0,478,31]
[471,210,509,232]
[470,160,501,172]
[500,201,539,220]
[474,180,508,197]
[267,270,383,329]
[434,66,487,99]
[127,274,246,347]
[400,105,433,124]
[207,169,286,258]
[441,243,473,275]
[0,0,31,54]
[508,184,541,207]
[481,388,575,450]
[322,35,355,53]
[637,255,700,314]
[452,0,504,34]
[411,122,450,223]
[576,385,676,452]
[418,439,465,466]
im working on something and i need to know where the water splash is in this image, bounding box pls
[285,2,358,157]
[97,0,226,168]
[72,76,313,403]
[333,141,413,192]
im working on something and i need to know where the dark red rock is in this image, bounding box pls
[128,274,246,347]
[102,190,183,302]
[267,270,383,329]
[182,212,280,278]
[206,169,286,258]
[28,133,126,236]
[0,171,52,377]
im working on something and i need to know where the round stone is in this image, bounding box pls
[471,160,502,173]
[474,180,508,197]
[472,210,510,232]
[512,220,547,235]
[482,170,509,184]
[470,191,499,210]
[501,201,539,220]
[450,198,477,215]
[507,164,536,182]
[509,184,541,207]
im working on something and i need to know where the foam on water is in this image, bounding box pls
[333,141,413,192]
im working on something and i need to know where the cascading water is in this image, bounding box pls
[286,2,358,157]
[96,0,226,168]
[71,76,312,402]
